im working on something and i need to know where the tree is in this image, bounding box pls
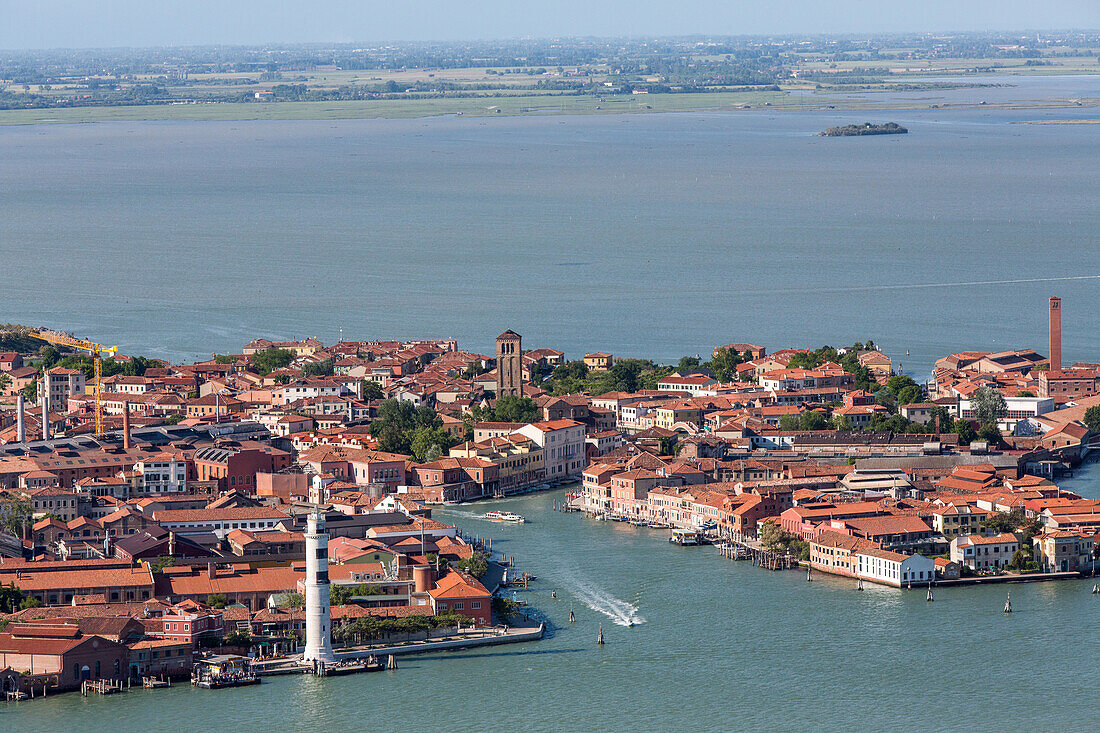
[983,508,1024,534]
[0,497,31,538]
[0,583,24,613]
[330,583,383,605]
[707,347,742,382]
[831,413,852,431]
[21,378,37,402]
[206,593,228,609]
[148,556,175,573]
[896,385,923,406]
[799,410,827,431]
[281,592,305,608]
[249,348,295,375]
[757,520,786,551]
[302,359,334,377]
[970,386,1007,425]
[491,394,539,423]
[953,419,977,445]
[457,551,489,578]
[677,356,701,371]
[492,596,521,617]
[886,374,919,397]
[224,629,252,647]
[778,415,799,431]
[409,426,457,462]
[977,422,1002,444]
[361,380,384,402]
[1084,406,1100,434]
[928,406,954,434]
[19,597,42,610]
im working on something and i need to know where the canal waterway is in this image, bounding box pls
[6,469,1100,733]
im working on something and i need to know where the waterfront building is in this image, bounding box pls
[303,510,335,664]
[127,637,193,678]
[156,601,225,648]
[854,549,935,587]
[0,622,128,691]
[514,419,586,479]
[809,530,878,578]
[411,457,499,502]
[428,569,491,626]
[1031,531,1095,573]
[449,434,545,495]
[950,533,1020,570]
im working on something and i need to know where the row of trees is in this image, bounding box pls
[331,611,470,646]
[369,399,458,462]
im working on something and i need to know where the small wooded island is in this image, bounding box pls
[819,122,908,136]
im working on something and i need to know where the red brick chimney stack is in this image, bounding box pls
[123,402,132,451]
[1049,296,1062,373]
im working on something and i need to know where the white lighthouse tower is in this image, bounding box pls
[303,510,335,664]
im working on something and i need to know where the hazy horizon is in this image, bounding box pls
[4,1,1100,52]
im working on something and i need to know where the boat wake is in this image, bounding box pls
[565,577,645,627]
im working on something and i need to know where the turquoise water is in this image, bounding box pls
[5,472,1100,733]
[2,77,1099,370]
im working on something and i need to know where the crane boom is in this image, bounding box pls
[30,330,119,439]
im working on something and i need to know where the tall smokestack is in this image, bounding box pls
[123,402,132,450]
[1049,296,1062,373]
[16,395,25,443]
[42,391,50,442]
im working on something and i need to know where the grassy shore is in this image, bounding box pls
[0,87,1096,126]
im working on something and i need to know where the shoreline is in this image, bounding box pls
[0,94,1097,127]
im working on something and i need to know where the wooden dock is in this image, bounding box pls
[716,538,796,570]
[81,679,124,696]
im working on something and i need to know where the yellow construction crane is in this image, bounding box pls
[31,330,119,438]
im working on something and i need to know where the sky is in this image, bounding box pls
[2,1,1099,50]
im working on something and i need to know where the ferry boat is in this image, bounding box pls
[669,528,704,546]
[484,511,526,523]
[191,655,260,689]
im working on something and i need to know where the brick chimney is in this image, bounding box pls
[207,562,216,579]
[123,402,132,451]
[1049,296,1062,373]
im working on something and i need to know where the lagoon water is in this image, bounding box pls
[2,76,1099,372]
[4,482,1100,733]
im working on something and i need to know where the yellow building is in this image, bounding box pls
[652,402,703,430]
[584,352,614,371]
